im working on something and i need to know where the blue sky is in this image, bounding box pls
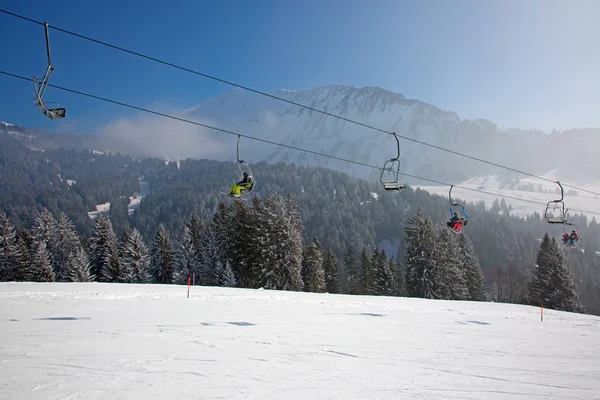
[1,0,599,133]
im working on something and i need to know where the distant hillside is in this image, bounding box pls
[1,130,599,313]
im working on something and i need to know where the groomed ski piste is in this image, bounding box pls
[1,283,599,399]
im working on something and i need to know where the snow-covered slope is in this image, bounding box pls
[416,171,600,221]
[1,283,599,399]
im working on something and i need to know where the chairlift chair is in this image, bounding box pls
[236,135,254,194]
[380,133,406,191]
[33,22,66,120]
[448,185,469,225]
[544,182,568,224]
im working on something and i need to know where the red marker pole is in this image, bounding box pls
[187,276,191,298]
[541,304,544,322]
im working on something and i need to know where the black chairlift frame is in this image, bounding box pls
[448,185,468,225]
[33,22,66,120]
[545,182,568,224]
[236,135,254,194]
[380,133,406,191]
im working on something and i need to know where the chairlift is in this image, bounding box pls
[236,135,254,194]
[380,133,406,191]
[33,22,66,120]
[544,182,568,224]
[448,185,469,226]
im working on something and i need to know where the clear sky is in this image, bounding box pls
[1,0,599,133]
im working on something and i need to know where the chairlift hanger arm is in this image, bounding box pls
[449,185,459,206]
[236,134,244,163]
[391,132,399,161]
[44,22,52,66]
[555,181,564,202]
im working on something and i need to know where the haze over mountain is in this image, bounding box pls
[3,84,599,188]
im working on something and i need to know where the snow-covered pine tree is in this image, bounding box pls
[458,234,486,301]
[212,203,236,262]
[174,225,199,284]
[66,247,95,282]
[372,249,396,296]
[322,249,340,294]
[553,247,584,313]
[0,212,20,281]
[150,225,175,284]
[281,194,305,291]
[404,208,440,299]
[436,228,468,300]
[301,238,326,292]
[14,230,34,281]
[359,248,373,295]
[186,213,203,253]
[53,212,83,281]
[120,228,150,283]
[106,241,121,283]
[213,201,257,286]
[343,246,361,294]
[88,214,119,282]
[30,241,55,282]
[527,233,584,313]
[214,260,237,287]
[391,258,405,297]
[252,193,303,291]
[198,222,227,286]
[32,209,59,277]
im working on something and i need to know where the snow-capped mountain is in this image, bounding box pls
[3,84,600,214]
[178,84,600,185]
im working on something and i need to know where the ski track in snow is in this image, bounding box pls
[1,283,599,399]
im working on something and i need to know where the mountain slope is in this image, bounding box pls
[1,282,599,399]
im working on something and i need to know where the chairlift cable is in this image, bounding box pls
[1,8,600,197]
[2,69,600,217]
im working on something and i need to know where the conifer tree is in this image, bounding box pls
[215,260,237,287]
[67,247,95,282]
[120,228,150,283]
[301,238,326,292]
[372,248,396,296]
[186,213,203,252]
[323,249,341,294]
[404,208,440,298]
[198,222,227,286]
[0,212,20,281]
[253,194,303,291]
[436,228,468,300]
[458,234,486,301]
[359,247,373,295]
[344,246,361,294]
[54,212,83,281]
[527,233,584,313]
[150,225,175,284]
[174,225,199,284]
[30,241,55,282]
[88,215,119,282]
[32,209,59,277]
[391,258,405,297]
[15,230,34,281]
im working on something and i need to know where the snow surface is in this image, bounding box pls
[87,202,111,219]
[1,283,599,399]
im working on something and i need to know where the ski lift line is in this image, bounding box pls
[2,8,600,198]
[2,69,600,217]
